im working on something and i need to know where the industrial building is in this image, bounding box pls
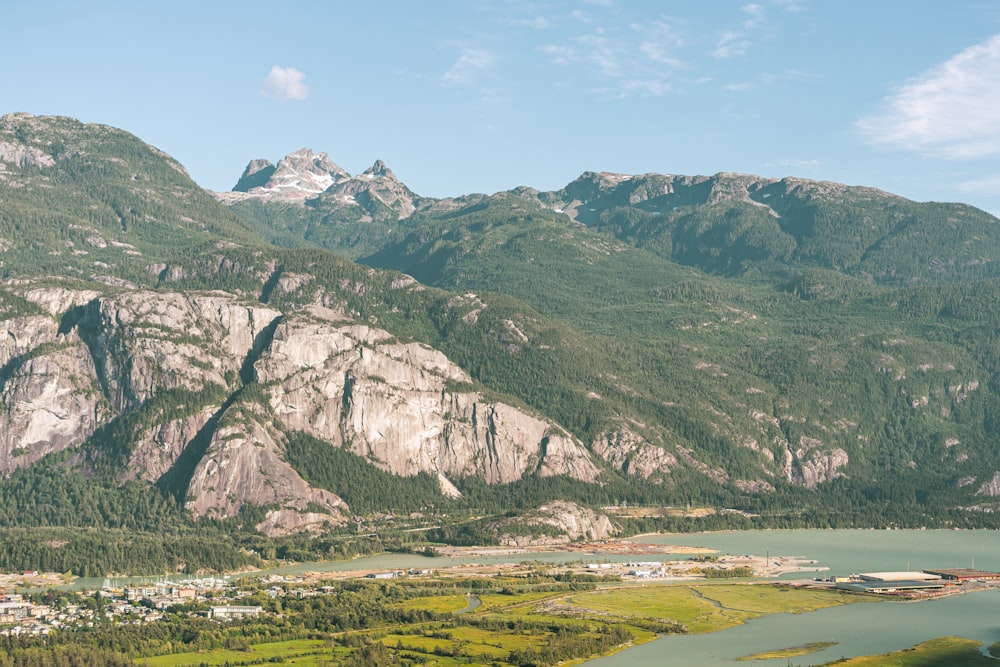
[922,568,1000,582]
[857,571,942,582]
[835,571,945,594]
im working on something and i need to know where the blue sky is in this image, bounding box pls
[9,1,1000,214]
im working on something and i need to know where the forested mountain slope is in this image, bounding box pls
[2,113,1000,578]
[219,148,1000,528]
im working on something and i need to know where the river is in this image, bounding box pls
[580,529,1000,666]
[73,528,1000,665]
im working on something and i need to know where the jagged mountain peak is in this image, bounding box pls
[232,158,276,192]
[217,149,427,222]
[219,148,353,203]
[363,159,392,178]
[260,148,349,199]
[219,149,391,205]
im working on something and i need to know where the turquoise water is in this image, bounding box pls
[642,528,1000,577]
[70,528,1000,665]
[581,529,1000,666]
[582,589,1000,666]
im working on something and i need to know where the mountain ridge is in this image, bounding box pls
[4,113,1000,566]
[216,147,1000,286]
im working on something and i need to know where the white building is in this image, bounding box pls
[210,606,262,621]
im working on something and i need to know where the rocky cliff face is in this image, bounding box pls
[0,317,104,472]
[495,500,618,546]
[77,290,282,412]
[591,426,676,480]
[0,280,602,535]
[256,305,600,485]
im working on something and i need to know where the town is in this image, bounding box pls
[1,557,998,638]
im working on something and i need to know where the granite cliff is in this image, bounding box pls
[0,279,600,535]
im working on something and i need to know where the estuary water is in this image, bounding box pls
[75,528,1000,665]
[581,529,1000,666]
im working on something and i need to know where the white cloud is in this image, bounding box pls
[442,48,495,85]
[742,3,766,30]
[640,42,683,68]
[260,66,310,101]
[636,20,685,68]
[541,22,682,96]
[578,33,621,77]
[516,16,551,29]
[857,34,1000,159]
[714,30,753,60]
[620,79,672,96]
[541,44,575,65]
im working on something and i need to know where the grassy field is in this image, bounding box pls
[696,582,857,614]
[474,590,566,612]
[738,641,837,661]
[137,639,329,667]
[379,623,540,660]
[820,636,999,666]
[392,593,471,613]
[563,583,858,634]
[131,582,866,667]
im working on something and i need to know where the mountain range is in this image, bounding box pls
[3,112,1000,570]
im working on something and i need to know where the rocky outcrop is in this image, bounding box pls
[312,160,421,221]
[496,500,617,546]
[976,472,1000,497]
[184,401,348,522]
[0,141,56,169]
[232,158,277,192]
[591,426,676,479]
[16,286,102,316]
[257,306,601,487]
[0,282,601,532]
[78,291,281,411]
[255,509,343,537]
[782,438,849,489]
[124,407,217,483]
[0,328,104,472]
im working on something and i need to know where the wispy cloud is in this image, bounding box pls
[260,66,310,101]
[713,3,770,59]
[578,33,622,77]
[540,35,621,78]
[636,20,685,67]
[713,30,753,59]
[535,1,794,97]
[857,34,1000,159]
[514,16,551,29]
[442,48,495,86]
[741,3,766,29]
[620,79,673,96]
[539,19,684,97]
